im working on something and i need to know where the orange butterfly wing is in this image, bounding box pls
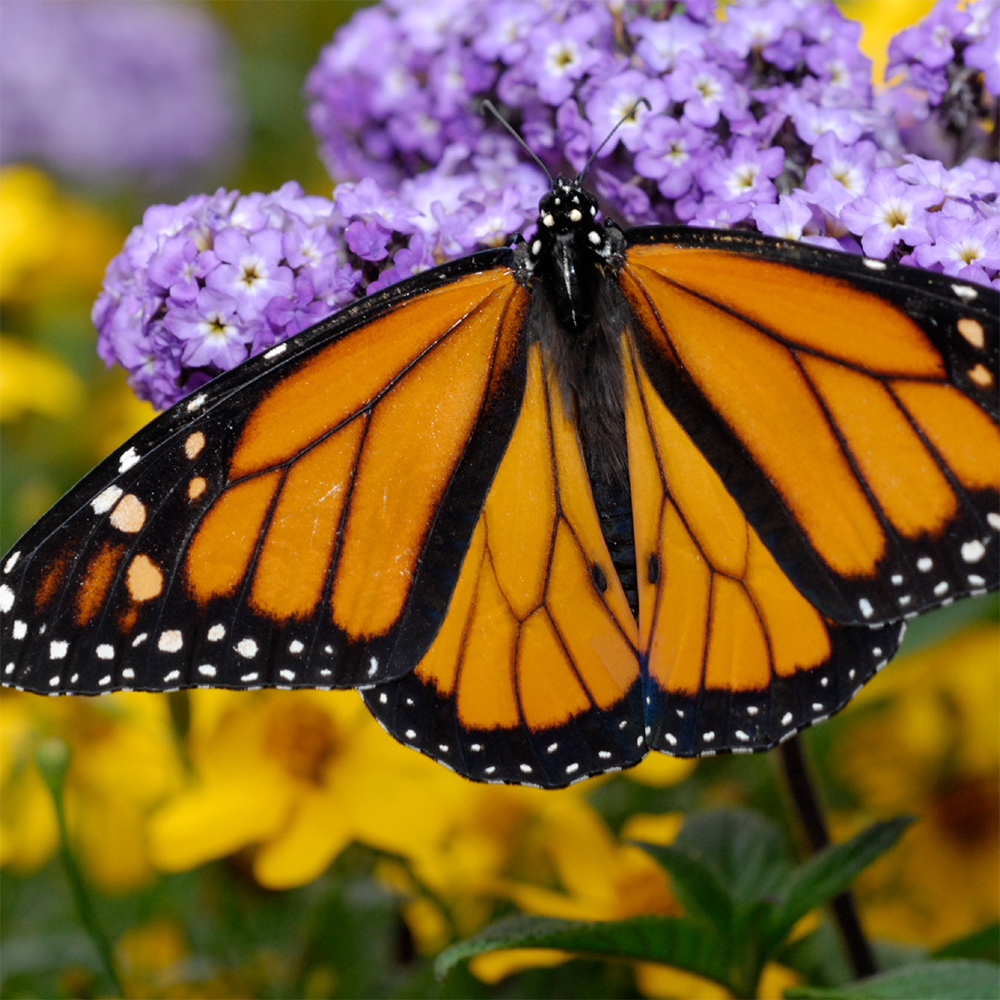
[620,234,999,625]
[364,341,645,785]
[1,262,530,693]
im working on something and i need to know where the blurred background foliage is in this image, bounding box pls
[0,2,996,998]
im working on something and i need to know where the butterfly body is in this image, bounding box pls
[2,177,998,788]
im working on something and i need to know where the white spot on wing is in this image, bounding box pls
[781,712,794,726]
[988,513,1000,531]
[0,586,14,613]
[951,284,977,302]
[241,672,259,682]
[198,664,216,677]
[12,620,26,639]
[132,632,148,647]
[163,669,180,683]
[122,668,135,679]
[4,663,14,675]
[566,762,580,773]
[186,393,208,412]
[379,692,388,704]
[49,640,68,659]
[96,644,114,660]
[735,730,749,741]
[279,669,295,681]
[968,574,986,586]
[405,729,416,740]
[207,624,225,642]
[519,764,533,773]
[92,485,123,514]
[118,447,140,473]
[916,557,933,572]
[961,540,986,563]
[368,656,378,677]
[933,581,949,596]
[859,598,874,618]
[236,638,258,658]
[289,640,304,654]
[158,630,183,652]
[599,749,612,758]
[863,258,887,270]
[264,343,287,359]
[4,551,20,573]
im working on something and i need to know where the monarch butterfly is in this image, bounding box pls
[1,168,997,789]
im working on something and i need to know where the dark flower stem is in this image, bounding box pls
[35,739,125,999]
[778,734,878,980]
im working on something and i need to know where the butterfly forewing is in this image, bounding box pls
[621,231,1000,627]
[1,258,528,696]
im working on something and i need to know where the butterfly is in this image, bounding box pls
[1,170,997,789]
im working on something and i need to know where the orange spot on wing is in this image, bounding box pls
[332,284,526,640]
[74,542,125,626]
[627,245,945,376]
[704,575,770,691]
[251,419,365,621]
[969,363,993,388]
[184,431,206,460]
[109,494,146,534]
[800,356,957,538]
[188,476,207,500]
[893,381,1000,493]
[621,265,885,578]
[35,551,71,611]
[957,317,985,349]
[185,471,281,602]
[126,554,163,602]
[231,269,517,479]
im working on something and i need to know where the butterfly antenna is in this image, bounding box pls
[481,99,553,184]
[579,97,652,181]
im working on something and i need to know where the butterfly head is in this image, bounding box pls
[533,175,604,257]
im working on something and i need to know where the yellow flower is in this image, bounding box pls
[0,165,122,302]
[0,690,185,891]
[148,689,471,890]
[841,1,935,84]
[0,335,84,422]
[833,624,999,947]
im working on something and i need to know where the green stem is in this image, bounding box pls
[35,739,126,999]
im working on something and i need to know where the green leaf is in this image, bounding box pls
[630,842,734,930]
[783,960,1000,999]
[672,808,793,909]
[434,914,730,989]
[934,922,1000,963]
[767,817,913,949]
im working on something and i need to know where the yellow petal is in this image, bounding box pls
[0,336,83,421]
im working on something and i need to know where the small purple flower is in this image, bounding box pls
[753,193,815,241]
[205,229,295,322]
[840,168,940,258]
[165,288,253,371]
[911,209,1000,281]
[699,139,784,204]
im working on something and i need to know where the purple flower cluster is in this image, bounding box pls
[307,0,885,230]
[0,1,242,182]
[95,0,1000,409]
[92,163,544,409]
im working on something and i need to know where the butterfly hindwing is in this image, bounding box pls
[364,341,646,787]
[1,257,530,695]
[621,334,904,756]
[620,230,1000,627]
